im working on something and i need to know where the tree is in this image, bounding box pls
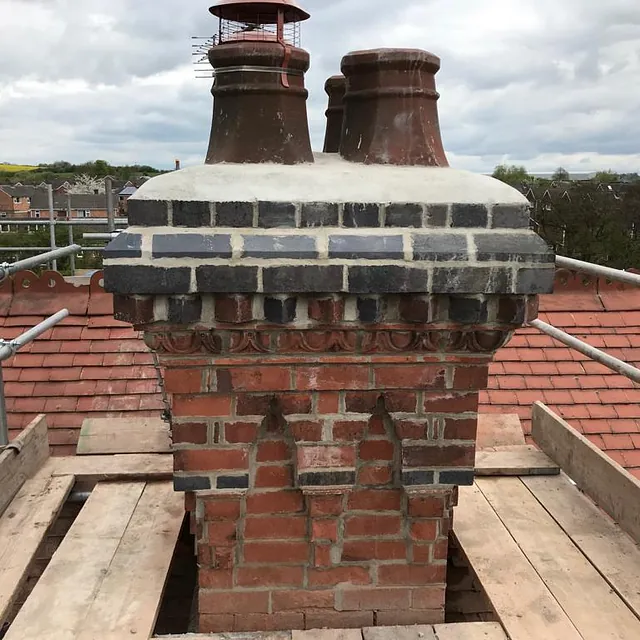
[492,164,530,186]
[67,174,105,195]
[552,167,570,181]
[594,170,619,183]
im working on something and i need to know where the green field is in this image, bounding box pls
[0,163,39,172]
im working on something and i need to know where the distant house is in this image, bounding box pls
[0,186,38,218]
[28,191,109,219]
[118,185,137,213]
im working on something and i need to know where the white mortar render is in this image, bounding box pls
[132,153,529,205]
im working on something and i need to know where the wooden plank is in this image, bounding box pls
[4,481,145,640]
[363,625,436,640]
[76,481,183,640]
[477,414,525,449]
[532,401,640,543]
[454,483,581,640]
[0,471,74,627]
[524,473,640,620]
[475,445,559,476]
[77,417,171,455]
[478,477,640,639]
[433,622,508,640]
[50,453,172,482]
[0,415,49,515]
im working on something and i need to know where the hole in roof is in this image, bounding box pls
[99,278,104,288]
[21,278,31,289]
[48,278,56,288]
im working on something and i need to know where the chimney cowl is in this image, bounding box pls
[340,48,449,167]
[209,0,310,23]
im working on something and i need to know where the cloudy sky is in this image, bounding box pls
[0,0,639,173]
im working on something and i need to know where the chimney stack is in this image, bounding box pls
[340,49,449,166]
[205,0,314,164]
[322,75,346,153]
[175,159,181,171]
[104,13,555,633]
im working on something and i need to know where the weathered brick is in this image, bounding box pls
[245,491,304,514]
[410,521,438,541]
[255,465,294,488]
[442,417,477,440]
[235,612,304,632]
[305,610,374,629]
[173,394,232,417]
[199,590,269,614]
[271,589,335,611]
[297,444,356,470]
[236,566,304,588]
[359,440,395,461]
[215,294,253,323]
[308,566,372,587]
[347,489,402,511]
[307,494,344,517]
[199,614,235,633]
[407,495,446,518]
[224,421,259,443]
[296,366,370,391]
[374,365,446,389]
[345,515,402,537]
[311,519,339,542]
[257,440,292,462]
[199,568,233,589]
[203,498,241,520]
[340,588,411,611]
[402,444,474,468]
[244,516,306,539]
[375,609,442,626]
[357,464,393,486]
[174,448,248,472]
[243,542,309,563]
[164,368,203,394]
[378,564,446,585]
[172,422,208,445]
[342,540,407,562]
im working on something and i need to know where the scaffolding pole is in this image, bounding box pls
[556,255,640,287]
[529,318,640,384]
[0,245,81,281]
[47,185,57,271]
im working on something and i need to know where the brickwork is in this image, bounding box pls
[143,291,536,632]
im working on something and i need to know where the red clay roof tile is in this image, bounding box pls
[483,271,640,472]
[1,270,161,452]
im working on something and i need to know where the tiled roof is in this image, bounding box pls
[0,270,163,455]
[481,268,640,480]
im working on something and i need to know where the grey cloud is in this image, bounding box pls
[0,0,638,172]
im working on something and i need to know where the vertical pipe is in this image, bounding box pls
[106,177,115,233]
[68,226,76,276]
[47,185,57,271]
[0,366,8,447]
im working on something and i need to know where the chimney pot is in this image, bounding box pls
[340,48,449,166]
[322,75,346,153]
[205,0,313,164]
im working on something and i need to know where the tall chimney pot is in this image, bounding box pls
[205,0,313,164]
[340,48,449,166]
[322,75,346,153]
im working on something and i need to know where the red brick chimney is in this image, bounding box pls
[103,5,554,634]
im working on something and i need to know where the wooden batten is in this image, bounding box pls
[0,415,50,516]
[532,401,640,544]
